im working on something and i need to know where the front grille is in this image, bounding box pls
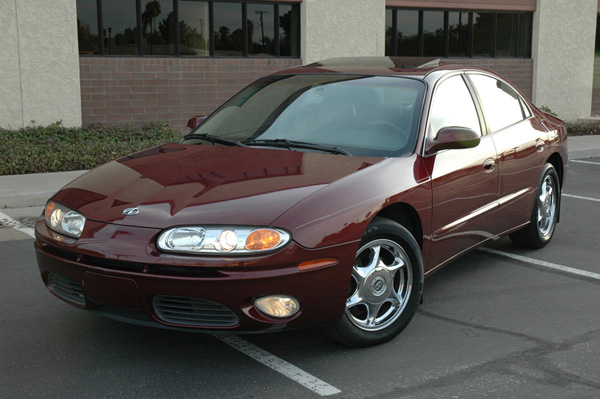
[47,273,86,307]
[153,295,239,327]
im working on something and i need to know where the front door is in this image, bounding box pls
[422,74,499,271]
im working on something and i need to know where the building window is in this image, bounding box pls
[77,0,99,54]
[141,0,175,55]
[213,2,243,56]
[385,8,532,58]
[179,1,210,56]
[247,3,275,56]
[423,10,444,57]
[103,0,138,55]
[596,14,600,56]
[278,4,299,57]
[448,11,468,57]
[394,9,419,56]
[472,12,494,57]
[76,0,300,57]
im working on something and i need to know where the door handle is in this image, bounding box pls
[483,158,496,173]
[536,139,545,152]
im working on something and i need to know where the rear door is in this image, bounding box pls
[422,73,499,271]
[466,73,548,234]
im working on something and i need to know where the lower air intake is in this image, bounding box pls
[48,273,86,307]
[153,295,239,327]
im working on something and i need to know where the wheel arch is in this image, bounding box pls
[545,152,564,224]
[375,203,423,250]
[546,152,564,187]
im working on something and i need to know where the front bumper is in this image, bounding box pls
[34,219,358,332]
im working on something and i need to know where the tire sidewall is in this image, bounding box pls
[334,217,424,347]
[534,164,560,244]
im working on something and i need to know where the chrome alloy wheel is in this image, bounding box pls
[537,174,557,239]
[346,239,413,331]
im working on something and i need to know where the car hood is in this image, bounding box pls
[52,144,384,228]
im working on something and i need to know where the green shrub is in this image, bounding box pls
[566,122,600,136]
[0,122,183,175]
[539,106,558,117]
[538,106,599,136]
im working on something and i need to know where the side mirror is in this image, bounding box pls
[186,115,207,129]
[425,127,481,155]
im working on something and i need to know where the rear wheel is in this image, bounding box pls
[330,217,423,347]
[510,163,560,248]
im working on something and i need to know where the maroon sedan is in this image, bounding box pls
[35,58,567,347]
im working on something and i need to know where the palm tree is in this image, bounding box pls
[142,1,161,54]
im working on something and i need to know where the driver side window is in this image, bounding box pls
[428,75,482,137]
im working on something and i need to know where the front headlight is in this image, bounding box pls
[156,226,290,255]
[44,201,86,239]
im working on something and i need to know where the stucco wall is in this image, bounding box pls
[532,0,597,121]
[301,0,386,63]
[0,2,24,129]
[0,0,81,129]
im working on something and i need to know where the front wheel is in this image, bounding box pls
[510,163,560,248]
[329,217,424,347]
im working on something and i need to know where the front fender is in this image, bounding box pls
[272,154,431,249]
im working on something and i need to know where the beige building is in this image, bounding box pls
[1,0,599,129]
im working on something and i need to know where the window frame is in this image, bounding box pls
[386,7,532,59]
[78,0,300,58]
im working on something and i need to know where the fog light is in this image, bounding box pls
[255,296,299,318]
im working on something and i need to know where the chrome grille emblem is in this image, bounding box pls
[122,207,140,216]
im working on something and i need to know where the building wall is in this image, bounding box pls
[0,0,81,129]
[2,1,595,131]
[0,1,22,129]
[80,57,531,130]
[532,0,596,121]
[301,0,386,63]
[80,58,301,130]
[593,59,600,116]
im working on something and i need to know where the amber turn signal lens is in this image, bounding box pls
[297,258,339,271]
[245,229,281,251]
[45,201,55,221]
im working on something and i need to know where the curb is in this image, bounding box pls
[567,135,600,160]
[0,170,88,209]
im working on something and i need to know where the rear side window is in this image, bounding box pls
[469,74,526,133]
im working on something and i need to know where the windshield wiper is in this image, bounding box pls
[243,139,351,156]
[182,133,246,147]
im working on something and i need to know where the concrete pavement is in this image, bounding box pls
[1,135,600,209]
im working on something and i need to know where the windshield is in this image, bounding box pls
[189,74,425,157]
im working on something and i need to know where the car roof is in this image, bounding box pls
[272,57,495,79]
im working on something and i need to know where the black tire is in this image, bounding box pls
[328,217,424,347]
[509,163,560,248]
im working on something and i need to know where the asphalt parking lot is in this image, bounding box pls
[1,157,599,399]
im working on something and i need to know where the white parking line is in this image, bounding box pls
[480,247,600,281]
[0,211,36,238]
[563,193,600,203]
[216,335,341,396]
[571,160,600,165]
[1,210,340,395]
